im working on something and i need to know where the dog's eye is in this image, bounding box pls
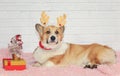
[46,31,50,34]
[55,31,59,34]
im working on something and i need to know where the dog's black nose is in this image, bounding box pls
[51,36,56,41]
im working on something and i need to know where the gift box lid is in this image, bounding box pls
[3,58,26,66]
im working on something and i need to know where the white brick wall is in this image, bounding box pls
[0,0,120,52]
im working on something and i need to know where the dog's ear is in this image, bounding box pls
[59,26,65,33]
[35,23,44,35]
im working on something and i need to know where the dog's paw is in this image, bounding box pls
[42,61,55,67]
[32,62,42,67]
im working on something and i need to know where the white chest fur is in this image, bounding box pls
[33,43,68,64]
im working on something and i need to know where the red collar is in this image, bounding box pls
[39,41,51,50]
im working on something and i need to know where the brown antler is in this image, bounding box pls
[40,11,49,26]
[57,14,66,26]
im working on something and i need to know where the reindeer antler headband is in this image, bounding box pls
[40,11,49,26]
[57,14,66,26]
[40,11,67,26]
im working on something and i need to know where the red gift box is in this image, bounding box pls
[3,58,26,70]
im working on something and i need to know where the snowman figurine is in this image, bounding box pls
[8,34,23,60]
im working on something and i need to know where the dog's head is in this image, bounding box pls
[35,12,66,49]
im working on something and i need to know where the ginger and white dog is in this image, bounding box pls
[33,12,116,68]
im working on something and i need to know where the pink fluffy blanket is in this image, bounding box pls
[0,48,120,76]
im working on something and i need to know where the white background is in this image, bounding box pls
[0,0,120,52]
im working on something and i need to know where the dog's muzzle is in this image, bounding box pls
[47,35,58,44]
[51,36,56,41]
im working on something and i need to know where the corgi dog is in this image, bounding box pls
[33,12,116,68]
